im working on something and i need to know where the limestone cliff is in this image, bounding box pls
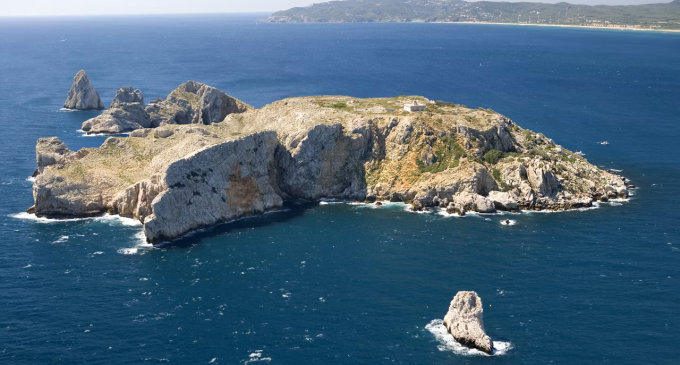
[31,84,630,243]
[63,70,104,110]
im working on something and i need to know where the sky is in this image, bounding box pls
[1,0,674,17]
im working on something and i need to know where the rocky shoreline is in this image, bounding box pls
[30,80,629,243]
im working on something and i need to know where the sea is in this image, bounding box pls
[0,14,679,364]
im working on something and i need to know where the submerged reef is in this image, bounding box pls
[32,81,629,243]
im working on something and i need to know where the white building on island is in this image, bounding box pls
[404,101,426,112]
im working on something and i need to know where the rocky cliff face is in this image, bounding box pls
[63,70,104,110]
[143,132,283,243]
[32,90,630,243]
[82,87,152,134]
[443,291,493,354]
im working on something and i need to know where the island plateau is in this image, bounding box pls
[30,80,629,244]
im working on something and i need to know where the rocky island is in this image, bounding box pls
[30,81,629,243]
[63,70,104,110]
[443,291,493,354]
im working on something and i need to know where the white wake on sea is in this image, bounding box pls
[425,319,512,356]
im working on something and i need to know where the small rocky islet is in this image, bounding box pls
[31,72,629,244]
[443,291,494,354]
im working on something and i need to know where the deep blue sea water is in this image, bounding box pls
[1,14,679,364]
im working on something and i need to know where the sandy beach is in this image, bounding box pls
[449,21,680,33]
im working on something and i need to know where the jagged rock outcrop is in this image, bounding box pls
[30,92,630,242]
[488,191,518,211]
[525,158,560,197]
[451,192,496,213]
[145,81,250,126]
[110,176,166,223]
[443,291,493,354]
[64,70,104,110]
[35,137,88,174]
[81,87,151,134]
[143,132,283,243]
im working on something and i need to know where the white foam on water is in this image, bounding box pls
[118,247,138,255]
[244,350,271,364]
[500,219,517,226]
[9,212,144,227]
[93,251,104,255]
[22,264,32,268]
[10,212,92,223]
[435,209,465,218]
[58,108,77,112]
[404,204,437,214]
[53,236,69,244]
[26,176,36,183]
[425,319,512,356]
[118,231,153,255]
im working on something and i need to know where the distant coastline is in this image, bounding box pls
[264,0,680,31]
[262,19,680,33]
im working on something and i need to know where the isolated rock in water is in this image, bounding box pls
[63,70,104,110]
[81,87,151,134]
[443,291,493,354]
[145,81,250,126]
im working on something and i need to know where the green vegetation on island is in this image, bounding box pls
[263,0,680,30]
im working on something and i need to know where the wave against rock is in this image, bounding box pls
[63,70,104,110]
[32,83,630,243]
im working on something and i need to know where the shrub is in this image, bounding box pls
[492,168,502,181]
[416,137,465,174]
[492,168,512,190]
[484,149,504,165]
[330,102,346,108]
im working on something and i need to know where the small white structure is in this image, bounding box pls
[404,101,426,112]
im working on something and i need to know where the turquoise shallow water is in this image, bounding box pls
[1,14,679,364]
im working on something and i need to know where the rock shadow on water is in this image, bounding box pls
[153,202,313,249]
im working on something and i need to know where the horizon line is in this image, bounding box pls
[0,11,275,19]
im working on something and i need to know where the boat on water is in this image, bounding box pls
[575,151,586,156]
[599,141,609,145]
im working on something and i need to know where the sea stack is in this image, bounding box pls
[64,70,104,110]
[443,291,494,354]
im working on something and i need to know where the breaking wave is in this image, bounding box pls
[425,319,512,356]
[9,212,141,226]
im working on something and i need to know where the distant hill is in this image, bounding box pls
[263,0,680,29]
